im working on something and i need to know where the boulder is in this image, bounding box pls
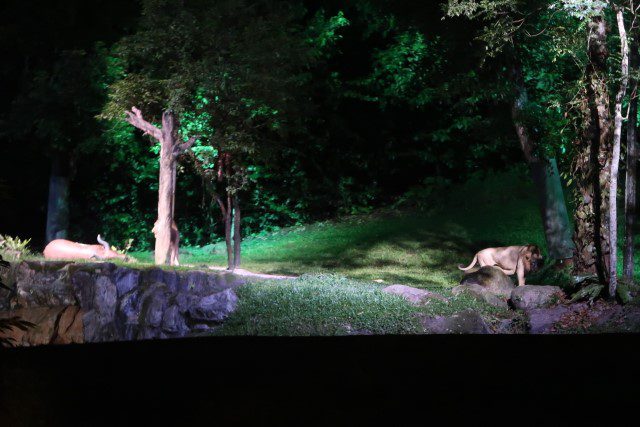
[188,288,239,322]
[451,283,508,309]
[459,266,515,298]
[161,305,188,334]
[421,309,491,334]
[526,305,571,334]
[381,284,448,305]
[510,285,564,310]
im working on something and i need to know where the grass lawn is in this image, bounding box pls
[131,167,547,289]
[212,274,518,335]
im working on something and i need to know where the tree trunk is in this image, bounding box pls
[233,195,241,268]
[153,111,178,265]
[509,60,575,260]
[623,33,639,282]
[573,11,612,284]
[609,7,629,297]
[125,107,198,266]
[225,194,233,270]
[529,160,575,259]
[45,154,70,243]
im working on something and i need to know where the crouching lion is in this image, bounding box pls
[458,245,543,286]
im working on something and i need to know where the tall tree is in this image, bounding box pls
[509,56,575,261]
[445,0,576,262]
[571,3,613,283]
[124,107,197,265]
[609,3,630,296]
[624,3,640,282]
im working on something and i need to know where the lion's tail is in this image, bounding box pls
[458,254,478,271]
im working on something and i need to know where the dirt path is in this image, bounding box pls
[204,265,298,280]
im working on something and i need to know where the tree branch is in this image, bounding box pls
[173,135,200,158]
[125,107,163,141]
[215,195,227,218]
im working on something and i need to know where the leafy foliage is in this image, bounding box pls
[0,234,33,261]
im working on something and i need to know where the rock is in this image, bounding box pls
[381,284,448,305]
[421,309,491,334]
[141,268,180,293]
[526,305,571,334]
[15,262,77,308]
[451,283,508,309]
[2,261,252,345]
[0,287,11,311]
[459,266,515,298]
[494,318,515,334]
[139,283,171,328]
[53,306,84,344]
[0,305,84,346]
[113,267,140,297]
[161,305,188,334]
[188,289,239,322]
[510,285,564,310]
[118,289,141,326]
[73,274,119,343]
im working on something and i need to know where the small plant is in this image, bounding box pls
[115,238,134,256]
[569,282,604,304]
[113,238,139,263]
[0,234,33,261]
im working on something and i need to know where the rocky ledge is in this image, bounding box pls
[0,261,250,346]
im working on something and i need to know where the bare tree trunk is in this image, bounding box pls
[573,10,613,284]
[624,31,639,282]
[125,107,197,266]
[153,111,178,265]
[45,154,70,243]
[233,195,241,268]
[225,194,233,270]
[510,60,575,261]
[609,7,629,297]
[213,194,233,270]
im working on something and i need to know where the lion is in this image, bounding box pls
[458,245,543,286]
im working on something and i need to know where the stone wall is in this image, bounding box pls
[0,261,246,346]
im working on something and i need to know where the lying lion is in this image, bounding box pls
[458,245,543,286]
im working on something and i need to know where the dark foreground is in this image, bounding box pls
[1,335,639,425]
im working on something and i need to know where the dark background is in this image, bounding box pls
[2,335,639,425]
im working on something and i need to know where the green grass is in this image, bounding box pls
[214,274,513,336]
[131,166,547,289]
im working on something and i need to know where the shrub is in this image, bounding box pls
[0,234,33,261]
